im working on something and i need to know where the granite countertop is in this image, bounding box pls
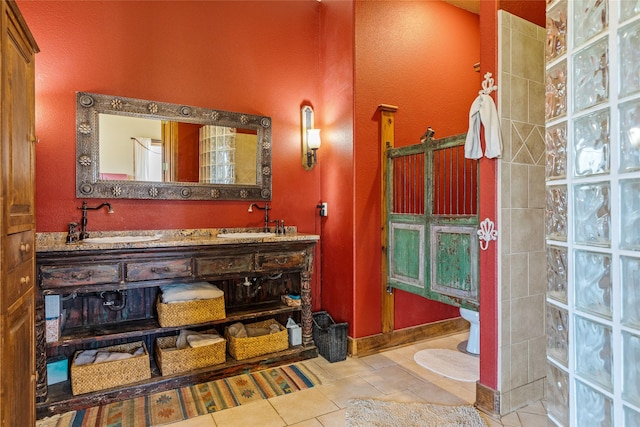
[36,227,319,253]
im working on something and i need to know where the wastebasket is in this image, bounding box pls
[312,311,348,362]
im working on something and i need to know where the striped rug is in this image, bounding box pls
[41,363,320,427]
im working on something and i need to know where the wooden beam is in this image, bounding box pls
[378,104,398,334]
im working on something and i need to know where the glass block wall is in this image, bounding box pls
[199,125,236,184]
[545,0,640,425]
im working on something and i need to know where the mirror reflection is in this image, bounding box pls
[76,92,272,201]
[98,114,258,185]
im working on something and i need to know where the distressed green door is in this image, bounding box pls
[386,133,479,307]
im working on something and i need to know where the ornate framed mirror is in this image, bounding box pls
[76,92,272,200]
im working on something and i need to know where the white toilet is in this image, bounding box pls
[460,307,480,355]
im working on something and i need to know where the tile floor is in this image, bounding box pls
[165,332,547,426]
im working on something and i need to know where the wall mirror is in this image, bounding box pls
[76,92,272,200]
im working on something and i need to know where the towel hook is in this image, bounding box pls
[477,218,497,251]
[479,72,498,96]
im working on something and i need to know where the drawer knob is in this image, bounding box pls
[275,258,288,265]
[151,266,171,273]
[20,276,30,285]
[20,242,31,253]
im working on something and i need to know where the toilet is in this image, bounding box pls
[460,307,480,355]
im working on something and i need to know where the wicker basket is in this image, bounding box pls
[157,295,226,327]
[70,341,151,395]
[312,311,348,363]
[225,319,289,360]
[155,333,226,376]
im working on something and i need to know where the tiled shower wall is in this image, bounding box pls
[497,11,547,414]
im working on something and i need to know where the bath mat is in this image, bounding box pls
[36,363,320,427]
[414,348,479,382]
[345,398,487,427]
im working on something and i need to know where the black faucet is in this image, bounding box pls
[78,201,114,240]
[269,219,286,235]
[248,203,270,232]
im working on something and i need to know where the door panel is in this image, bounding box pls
[386,133,479,306]
[4,7,36,234]
[388,221,425,292]
[430,224,479,304]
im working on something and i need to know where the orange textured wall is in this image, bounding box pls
[352,1,480,336]
[316,0,355,324]
[20,1,322,237]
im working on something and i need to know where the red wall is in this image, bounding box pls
[20,0,322,237]
[317,0,355,323]
[502,0,546,27]
[350,1,480,337]
[478,0,500,392]
[177,123,200,183]
[21,2,543,384]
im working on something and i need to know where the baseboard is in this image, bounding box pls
[347,317,469,357]
[475,381,500,416]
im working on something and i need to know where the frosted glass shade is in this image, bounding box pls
[307,129,321,150]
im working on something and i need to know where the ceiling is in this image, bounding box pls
[443,0,480,15]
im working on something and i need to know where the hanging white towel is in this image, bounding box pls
[464,94,502,159]
[133,137,152,181]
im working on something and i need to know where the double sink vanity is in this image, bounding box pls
[35,228,319,417]
[32,92,321,418]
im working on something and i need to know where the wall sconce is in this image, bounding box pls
[301,105,321,169]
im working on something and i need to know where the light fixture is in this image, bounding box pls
[301,105,321,169]
[306,128,321,168]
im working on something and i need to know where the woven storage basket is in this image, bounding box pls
[70,341,151,395]
[312,311,348,363]
[225,319,288,360]
[157,295,226,327]
[155,333,226,376]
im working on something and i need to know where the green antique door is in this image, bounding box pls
[386,132,480,308]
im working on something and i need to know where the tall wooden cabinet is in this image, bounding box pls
[0,1,38,425]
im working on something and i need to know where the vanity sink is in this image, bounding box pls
[81,236,161,244]
[217,232,276,239]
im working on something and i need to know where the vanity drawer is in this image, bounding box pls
[196,254,254,276]
[125,258,193,282]
[255,251,306,271]
[40,263,121,289]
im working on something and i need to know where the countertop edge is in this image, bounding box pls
[36,228,320,253]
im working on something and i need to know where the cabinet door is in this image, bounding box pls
[1,292,36,426]
[2,2,36,234]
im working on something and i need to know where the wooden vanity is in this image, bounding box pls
[34,229,319,418]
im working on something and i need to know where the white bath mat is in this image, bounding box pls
[345,399,487,427]
[414,349,479,382]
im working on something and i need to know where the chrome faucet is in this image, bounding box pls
[248,203,270,232]
[78,201,114,240]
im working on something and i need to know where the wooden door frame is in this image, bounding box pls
[379,104,398,334]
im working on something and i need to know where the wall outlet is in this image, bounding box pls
[320,202,328,217]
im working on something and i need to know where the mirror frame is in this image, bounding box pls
[76,92,272,201]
